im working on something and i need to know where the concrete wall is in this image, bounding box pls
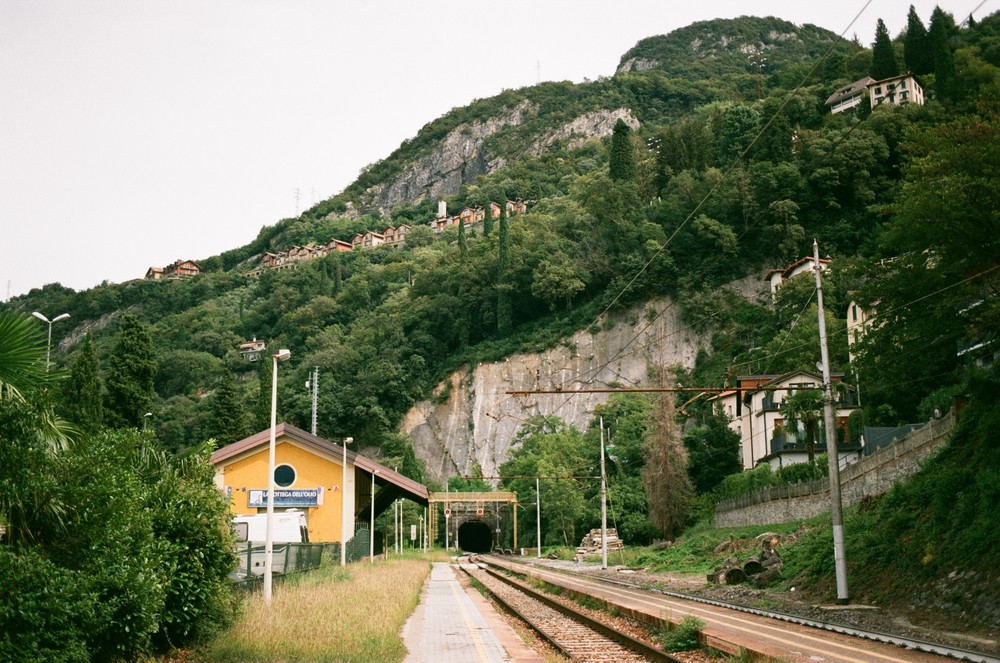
[714,410,956,528]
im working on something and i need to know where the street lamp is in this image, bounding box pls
[263,348,291,605]
[370,469,380,563]
[143,412,152,431]
[31,311,70,372]
[341,437,353,566]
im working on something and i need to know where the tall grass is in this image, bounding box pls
[201,555,440,662]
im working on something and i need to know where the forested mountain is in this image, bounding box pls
[5,9,999,492]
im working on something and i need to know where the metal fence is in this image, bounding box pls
[232,542,338,590]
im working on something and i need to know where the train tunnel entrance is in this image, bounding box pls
[457,520,492,553]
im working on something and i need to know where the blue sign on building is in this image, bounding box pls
[248,488,319,508]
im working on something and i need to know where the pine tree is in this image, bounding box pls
[105,313,156,429]
[871,18,900,80]
[207,370,247,446]
[609,119,636,182]
[496,202,513,337]
[929,7,957,102]
[62,333,103,434]
[903,6,932,75]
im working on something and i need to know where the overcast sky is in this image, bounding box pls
[0,1,983,301]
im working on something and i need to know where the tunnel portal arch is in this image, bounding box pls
[457,520,492,553]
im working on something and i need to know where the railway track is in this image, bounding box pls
[461,559,680,662]
[479,555,1000,663]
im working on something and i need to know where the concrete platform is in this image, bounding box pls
[401,561,542,663]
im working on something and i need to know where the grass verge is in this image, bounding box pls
[198,554,443,662]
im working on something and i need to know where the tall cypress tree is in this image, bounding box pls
[207,370,247,446]
[609,118,636,182]
[105,313,156,429]
[496,202,513,337]
[483,198,495,237]
[903,6,932,74]
[929,7,957,102]
[62,332,103,434]
[871,18,900,80]
[458,209,468,259]
[253,353,273,432]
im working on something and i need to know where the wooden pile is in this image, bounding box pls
[577,528,624,553]
[707,532,784,587]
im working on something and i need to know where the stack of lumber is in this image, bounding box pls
[577,528,624,553]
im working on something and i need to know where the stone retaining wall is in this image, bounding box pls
[713,410,956,528]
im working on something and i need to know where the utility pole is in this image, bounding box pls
[814,239,849,604]
[536,477,541,559]
[600,416,608,570]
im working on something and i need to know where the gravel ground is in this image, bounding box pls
[530,558,1000,658]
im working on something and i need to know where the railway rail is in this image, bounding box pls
[477,554,1000,663]
[462,558,679,662]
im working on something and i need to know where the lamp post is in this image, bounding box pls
[340,437,353,566]
[143,412,152,431]
[370,469,380,563]
[263,348,291,605]
[31,311,70,372]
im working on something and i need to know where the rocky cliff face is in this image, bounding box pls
[527,108,639,157]
[360,100,535,213]
[401,297,708,485]
[361,103,640,214]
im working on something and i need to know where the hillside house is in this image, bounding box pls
[825,76,875,114]
[326,238,353,253]
[352,231,386,250]
[711,371,861,470]
[145,259,201,280]
[868,73,924,109]
[764,256,830,301]
[382,224,411,245]
[239,337,267,362]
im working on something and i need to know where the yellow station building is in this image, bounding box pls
[211,423,428,545]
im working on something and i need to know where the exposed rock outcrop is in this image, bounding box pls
[527,108,639,156]
[401,297,708,485]
[361,100,535,213]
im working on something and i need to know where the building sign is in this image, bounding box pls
[248,488,319,508]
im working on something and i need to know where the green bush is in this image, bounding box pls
[146,444,239,650]
[0,547,96,663]
[659,615,704,651]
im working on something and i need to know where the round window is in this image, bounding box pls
[274,464,296,488]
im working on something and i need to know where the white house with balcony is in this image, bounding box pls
[825,76,875,114]
[710,371,862,470]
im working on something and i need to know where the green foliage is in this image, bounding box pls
[0,312,50,401]
[683,415,741,494]
[496,205,513,336]
[0,546,96,663]
[784,368,1000,614]
[904,6,933,75]
[609,118,636,181]
[659,615,704,651]
[205,370,248,446]
[870,19,900,79]
[0,395,237,660]
[143,442,239,649]
[61,333,103,433]
[105,313,157,429]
